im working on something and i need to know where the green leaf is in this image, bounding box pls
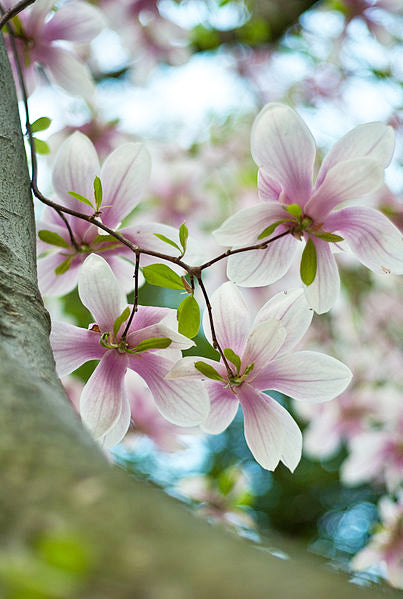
[153,233,182,253]
[93,176,103,210]
[31,116,51,133]
[142,264,185,290]
[257,219,290,240]
[194,361,226,382]
[177,296,200,338]
[38,229,70,249]
[313,231,344,243]
[179,222,189,254]
[285,203,302,218]
[131,337,172,353]
[300,237,317,286]
[33,137,50,155]
[68,191,95,210]
[92,234,119,245]
[113,306,130,339]
[223,348,241,374]
[55,256,74,275]
[243,362,255,377]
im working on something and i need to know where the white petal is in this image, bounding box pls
[213,203,287,247]
[239,384,302,472]
[253,288,313,354]
[306,157,384,222]
[166,356,227,381]
[253,351,352,401]
[127,323,194,351]
[99,395,131,449]
[46,47,95,99]
[242,320,286,377]
[257,169,282,203]
[50,321,104,377]
[101,143,151,228]
[201,382,239,434]
[317,122,395,186]
[303,238,340,314]
[251,103,316,206]
[80,350,128,439]
[38,252,81,298]
[325,206,403,275]
[78,254,126,330]
[202,282,250,356]
[227,234,299,287]
[130,354,210,426]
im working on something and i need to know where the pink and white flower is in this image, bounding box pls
[167,283,352,471]
[4,0,105,97]
[37,131,180,296]
[51,254,209,447]
[214,103,403,313]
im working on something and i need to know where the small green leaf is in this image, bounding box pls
[177,296,200,338]
[224,348,241,374]
[153,233,182,253]
[31,116,51,133]
[179,222,189,254]
[92,234,119,245]
[194,361,226,381]
[38,229,70,249]
[68,191,95,210]
[113,306,130,339]
[300,237,317,286]
[131,337,172,353]
[142,264,185,290]
[313,231,344,243]
[243,362,255,377]
[285,203,302,218]
[257,219,290,240]
[55,256,74,275]
[33,138,50,154]
[93,176,103,210]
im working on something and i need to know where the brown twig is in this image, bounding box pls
[121,251,140,338]
[0,0,35,30]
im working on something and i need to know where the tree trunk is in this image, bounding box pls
[0,34,399,599]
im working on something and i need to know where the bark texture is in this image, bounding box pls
[0,33,399,599]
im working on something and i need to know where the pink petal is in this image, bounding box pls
[305,157,384,222]
[253,350,352,401]
[129,354,210,426]
[99,395,131,449]
[227,234,299,287]
[340,432,386,485]
[251,103,316,207]
[213,202,287,247]
[121,221,187,256]
[253,288,313,355]
[103,254,140,295]
[257,169,283,203]
[38,252,81,297]
[52,131,100,227]
[128,305,173,331]
[324,206,403,275]
[80,350,128,439]
[26,0,55,32]
[43,2,105,43]
[242,320,286,377]
[239,384,302,471]
[50,321,104,377]
[101,143,151,228]
[78,254,126,330]
[166,356,227,381]
[126,323,194,351]
[202,282,250,356]
[317,122,395,187]
[46,46,95,99]
[201,382,239,434]
[303,237,340,314]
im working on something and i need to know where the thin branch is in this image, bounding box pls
[122,252,140,339]
[0,0,35,30]
[196,275,234,379]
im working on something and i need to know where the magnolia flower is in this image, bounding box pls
[51,254,209,447]
[37,131,180,296]
[351,494,403,590]
[4,0,105,97]
[214,103,403,313]
[168,283,352,471]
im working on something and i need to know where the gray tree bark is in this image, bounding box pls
[0,34,399,599]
